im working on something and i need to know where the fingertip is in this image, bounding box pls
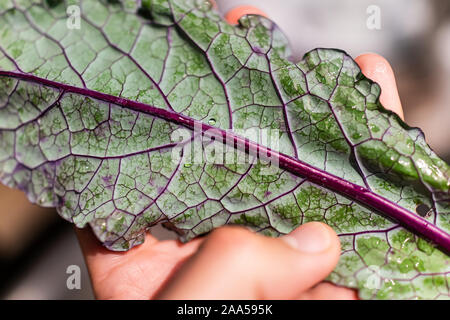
[355,52,389,68]
[355,53,393,80]
[355,53,404,120]
[280,222,342,292]
[224,5,268,25]
[284,222,340,256]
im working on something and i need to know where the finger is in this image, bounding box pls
[156,222,341,299]
[297,282,359,300]
[224,5,268,25]
[75,226,202,299]
[355,53,404,120]
[74,226,158,276]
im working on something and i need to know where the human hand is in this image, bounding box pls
[76,5,404,300]
[77,222,354,299]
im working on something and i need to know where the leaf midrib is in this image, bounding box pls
[1,69,449,252]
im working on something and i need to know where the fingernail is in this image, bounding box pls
[282,222,332,253]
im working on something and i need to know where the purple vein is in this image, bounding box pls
[80,14,174,111]
[17,9,87,88]
[0,70,449,253]
[168,2,234,129]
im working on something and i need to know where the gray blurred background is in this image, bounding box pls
[0,0,449,299]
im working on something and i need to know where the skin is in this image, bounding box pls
[76,6,404,300]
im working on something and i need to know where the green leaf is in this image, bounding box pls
[0,0,448,299]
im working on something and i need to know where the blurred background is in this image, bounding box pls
[0,0,449,299]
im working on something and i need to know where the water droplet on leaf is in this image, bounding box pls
[369,123,380,133]
[195,0,212,10]
[208,118,216,126]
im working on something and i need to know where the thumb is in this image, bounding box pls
[156,222,341,299]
